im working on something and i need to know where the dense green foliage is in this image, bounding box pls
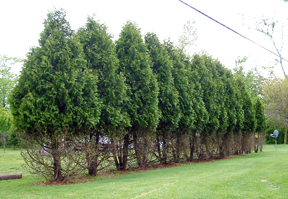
[145,33,181,164]
[8,131,19,149]
[255,97,266,133]
[116,22,160,132]
[6,9,266,181]
[165,41,195,133]
[116,22,160,168]
[8,9,100,181]
[77,17,130,175]
[78,17,129,134]
[9,9,99,136]
[145,33,180,133]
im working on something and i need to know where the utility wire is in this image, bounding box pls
[178,0,288,75]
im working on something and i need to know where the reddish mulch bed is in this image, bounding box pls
[35,175,94,186]
[191,154,245,163]
[37,154,245,186]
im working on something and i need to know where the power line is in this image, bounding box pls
[178,0,288,75]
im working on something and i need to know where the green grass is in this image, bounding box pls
[0,145,288,199]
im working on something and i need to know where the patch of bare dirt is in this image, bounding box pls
[34,175,94,186]
[190,154,245,163]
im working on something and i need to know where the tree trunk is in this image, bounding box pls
[175,135,180,163]
[259,132,264,152]
[3,134,5,153]
[122,133,129,170]
[189,134,195,161]
[225,132,232,156]
[88,161,97,176]
[53,154,62,181]
[133,132,142,167]
[241,133,246,154]
[196,138,204,160]
[111,139,121,170]
[162,133,168,164]
[205,143,213,159]
[111,134,129,171]
[219,134,225,159]
[284,126,287,144]
[51,138,63,181]
[88,133,99,176]
[156,135,162,163]
[233,133,241,155]
[0,173,22,180]
[142,137,148,167]
[254,133,259,153]
[254,138,258,153]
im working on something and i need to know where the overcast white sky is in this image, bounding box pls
[1,0,287,77]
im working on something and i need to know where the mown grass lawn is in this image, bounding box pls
[0,144,287,199]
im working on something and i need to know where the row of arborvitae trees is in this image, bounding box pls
[8,9,266,182]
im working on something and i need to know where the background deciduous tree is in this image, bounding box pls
[8,130,19,150]
[0,108,12,153]
[256,18,286,76]
[233,56,265,100]
[0,55,22,108]
[263,77,288,144]
[178,21,198,54]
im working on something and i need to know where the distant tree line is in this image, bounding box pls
[8,9,266,182]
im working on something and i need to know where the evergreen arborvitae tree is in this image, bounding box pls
[164,41,195,133]
[145,33,181,164]
[254,97,266,152]
[231,76,245,155]
[189,54,211,160]
[78,17,129,174]
[214,63,234,157]
[214,61,228,134]
[192,54,219,159]
[221,69,239,156]
[189,55,209,134]
[222,70,238,133]
[9,9,100,181]
[234,89,244,136]
[235,75,256,154]
[255,97,266,134]
[116,22,160,168]
[164,40,195,162]
[201,55,221,135]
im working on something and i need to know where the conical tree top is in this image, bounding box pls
[78,17,130,132]
[9,9,100,135]
[145,32,181,130]
[116,22,160,131]
[39,9,73,47]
